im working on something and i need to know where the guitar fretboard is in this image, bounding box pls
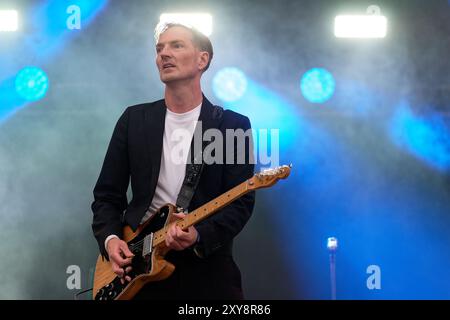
[152,179,252,247]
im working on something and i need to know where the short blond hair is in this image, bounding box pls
[154,21,214,72]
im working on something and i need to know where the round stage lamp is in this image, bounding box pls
[212,67,248,103]
[15,67,49,101]
[300,68,335,104]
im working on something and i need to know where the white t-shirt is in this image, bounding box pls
[140,103,202,223]
[105,103,202,249]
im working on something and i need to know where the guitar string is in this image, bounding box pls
[127,207,220,251]
[126,196,238,251]
[127,229,165,251]
[126,217,192,251]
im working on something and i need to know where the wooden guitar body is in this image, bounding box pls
[93,204,178,300]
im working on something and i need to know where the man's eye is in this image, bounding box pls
[174,43,183,48]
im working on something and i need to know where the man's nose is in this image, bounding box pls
[158,46,171,58]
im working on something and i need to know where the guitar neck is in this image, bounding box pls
[152,179,252,247]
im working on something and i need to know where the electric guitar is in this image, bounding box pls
[92,165,291,300]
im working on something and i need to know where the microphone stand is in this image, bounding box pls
[327,237,338,300]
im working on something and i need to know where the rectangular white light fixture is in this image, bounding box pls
[334,15,387,38]
[159,13,213,37]
[0,10,18,32]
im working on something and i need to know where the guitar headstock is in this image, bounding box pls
[247,164,292,190]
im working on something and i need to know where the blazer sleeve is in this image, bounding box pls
[194,115,255,257]
[91,108,130,259]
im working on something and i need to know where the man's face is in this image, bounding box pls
[155,26,207,84]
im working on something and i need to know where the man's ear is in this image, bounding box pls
[198,51,210,71]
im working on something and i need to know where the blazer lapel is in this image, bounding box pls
[127,100,166,230]
[145,99,166,188]
[187,95,224,164]
[199,95,223,133]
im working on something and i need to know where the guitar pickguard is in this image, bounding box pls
[94,205,173,300]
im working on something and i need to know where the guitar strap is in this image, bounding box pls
[176,162,203,212]
[176,105,223,212]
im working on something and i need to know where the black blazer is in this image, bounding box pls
[91,96,255,261]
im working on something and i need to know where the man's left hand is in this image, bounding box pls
[165,212,199,250]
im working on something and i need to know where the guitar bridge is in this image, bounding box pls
[142,233,153,257]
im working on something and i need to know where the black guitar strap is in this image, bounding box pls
[176,162,203,212]
[176,105,223,212]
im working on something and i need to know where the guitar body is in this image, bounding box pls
[93,204,178,300]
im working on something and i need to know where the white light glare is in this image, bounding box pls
[0,10,18,32]
[327,237,338,251]
[334,15,387,38]
[160,13,213,37]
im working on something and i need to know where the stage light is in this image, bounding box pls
[327,237,338,251]
[390,103,450,171]
[0,10,18,31]
[15,67,49,101]
[212,67,248,103]
[334,15,387,38]
[300,68,335,104]
[159,13,213,36]
[334,5,387,38]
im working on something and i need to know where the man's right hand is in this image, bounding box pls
[106,238,134,285]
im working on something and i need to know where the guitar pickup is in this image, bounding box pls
[142,233,153,257]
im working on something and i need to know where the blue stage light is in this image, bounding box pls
[390,103,450,171]
[15,67,49,101]
[212,67,248,103]
[300,68,336,104]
